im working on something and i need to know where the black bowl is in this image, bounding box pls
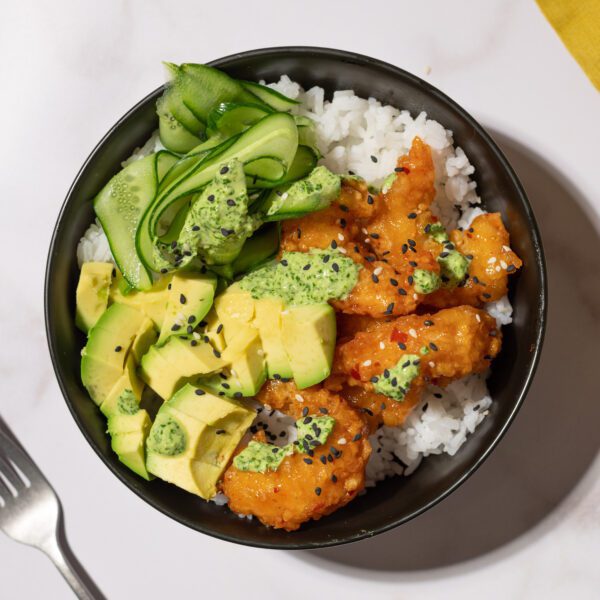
[45,47,546,549]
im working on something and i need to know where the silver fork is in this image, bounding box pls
[0,416,105,599]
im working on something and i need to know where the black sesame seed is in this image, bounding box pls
[216,324,223,334]
[370,233,380,239]
[395,167,405,173]
[371,273,379,283]
[303,417,312,425]
[332,263,340,273]
[319,407,329,414]
[315,487,322,496]
[483,292,492,299]
[408,275,414,285]
[390,278,398,286]
[207,194,215,202]
[434,392,443,398]
[365,255,375,262]
[367,195,374,205]
[213,349,221,358]
[221,228,233,237]
[401,244,408,254]
[188,315,196,324]
[180,293,186,304]
[383,369,390,378]
[353,433,362,442]
[234,392,243,399]
[192,225,200,232]
[408,239,416,247]
[203,336,210,343]
[331,474,338,483]
[408,212,417,219]
[222,382,230,389]
[216,429,226,435]
[195,389,206,396]
[398,342,407,350]
[370,155,378,163]
[190,340,198,346]
[398,288,407,296]
[281,259,288,266]
[160,268,168,274]
[219,166,229,175]
[303,264,311,271]
[440,251,449,258]
[429,342,439,351]
[424,320,434,326]
[339,204,349,212]
[171,324,181,331]
[370,376,379,383]
[466,254,474,260]
[302,407,309,417]
[303,458,313,465]
[273,373,281,380]
[322,254,330,263]
[362,408,374,416]
[187,325,193,334]
[385,302,395,314]
[422,403,429,412]
[507,264,516,273]
[320,455,327,465]
[226,199,236,207]
[468,227,474,233]
[409,260,418,267]
[340,218,347,228]
[114,345,122,352]
[331,240,338,249]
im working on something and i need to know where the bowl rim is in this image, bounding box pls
[44,45,547,549]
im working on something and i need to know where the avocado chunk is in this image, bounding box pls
[202,309,226,351]
[253,297,293,379]
[157,272,217,345]
[281,304,336,389]
[438,250,470,287]
[107,404,153,480]
[100,357,144,418]
[260,166,341,221]
[145,384,255,498]
[131,318,158,362]
[81,304,147,405]
[213,283,255,343]
[75,262,114,333]
[220,324,266,396]
[139,337,225,400]
[109,272,171,328]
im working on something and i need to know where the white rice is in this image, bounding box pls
[77,78,514,498]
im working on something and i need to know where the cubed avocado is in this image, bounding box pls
[100,358,144,418]
[253,297,293,379]
[221,324,266,396]
[203,309,226,351]
[213,283,255,343]
[75,262,114,333]
[145,384,255,498]
[158,273,217,346]
[131,318,158,362]
[281,303,336,389]
[109,272,171,328]
[139,338,225,401]
[107,406,153,480]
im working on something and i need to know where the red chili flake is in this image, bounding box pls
[431,215,439,222]
[350,368,361,380]
[403,167,410,174]
[273,487,280,494]
[390,329,408,343]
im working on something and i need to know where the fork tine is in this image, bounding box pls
[0,468,12,503]
[0,453,23,494]
[0,429,48,490]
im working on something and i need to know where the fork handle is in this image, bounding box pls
[43,531,106,600]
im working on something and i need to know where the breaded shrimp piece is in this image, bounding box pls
[338,384,423,433]
[333,306,501,391]
[280,184,421,317]
[221,381,371,531]
[366,137,441,275]
[336,313,393,340]
[426,213,522,308]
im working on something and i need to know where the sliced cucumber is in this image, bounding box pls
[159,87,204,135]
[244,156,287,182]
[138,113,298,271]
[156,151,179,180]
[174,63,258,122]
[240,81,299,111]
[158,135,225,193]
[248,145,318,189]
[207,102,273,137]
[94,154,159,290]
[158,107,202,153]
[210,223,279,280]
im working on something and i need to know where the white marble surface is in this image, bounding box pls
[1,0,599,598]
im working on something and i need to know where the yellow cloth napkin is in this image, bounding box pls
[536,0,600,90]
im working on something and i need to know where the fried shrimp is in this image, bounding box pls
[280,177,424,317]
[327,306,500,429]
[426,213,522,308]
[221,381,371,531]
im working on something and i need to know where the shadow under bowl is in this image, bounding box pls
[44,47,546,549]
